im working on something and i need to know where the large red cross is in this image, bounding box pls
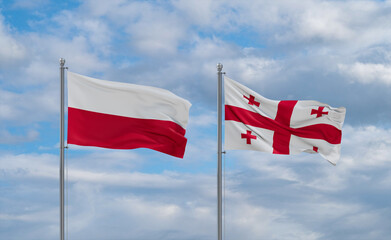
[311,106,328,118]
[243,94,260,107]
[241,130,257,144]
[225,102,341,154]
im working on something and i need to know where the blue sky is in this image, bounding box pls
[1,0,391,239]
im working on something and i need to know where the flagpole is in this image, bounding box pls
[217,63,223,240]
[59,58,66,240]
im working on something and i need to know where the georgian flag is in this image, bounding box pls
[67,72,191,158]
[224,77,346,164]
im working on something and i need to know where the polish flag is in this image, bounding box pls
[67,72,191,158]
[224,77,346,164]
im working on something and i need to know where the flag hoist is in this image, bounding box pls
[216,63,346,240]
[59,59,191,240]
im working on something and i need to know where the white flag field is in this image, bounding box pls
[224,77,346,164]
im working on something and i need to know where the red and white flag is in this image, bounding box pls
[224,77,346,164]
[67,72,191,158]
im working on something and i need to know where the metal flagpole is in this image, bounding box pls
[217,63,223,240]
[59,58,66,240]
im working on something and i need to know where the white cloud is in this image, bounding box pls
[0,153,58,179]
[70,170,188,188]
[229,124,391,193]
[74,0,189,56]
[339,62,391,85]
[341,125,391,167]
[189,111,216,127]
[0,129,38,144]
[0,209,56,223]
[1,1,391,239]
[128,19,186,56]
[10,0,50,9]
[0,15,25,64]
[293,2,353,42]
[173,0,216,26]
[0,152,173,188]
[0,87,57,124]
[51,10,113,56]
[125,5,187,56]
[25,34,110,80]
[2,121,391,240]
[223,55,282,85]
[175,0,390,51]
[172,0,240,31]
[68,150,144,170]
[223,190,325,240]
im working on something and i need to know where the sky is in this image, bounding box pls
[1,0,391,239]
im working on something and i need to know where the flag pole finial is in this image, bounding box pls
[59,58,66,66]
[217,63,223,72]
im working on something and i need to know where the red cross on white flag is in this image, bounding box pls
[243,94,260,107]
[241,130,257,144]
[311,106,328,118]
[224,76,346,164]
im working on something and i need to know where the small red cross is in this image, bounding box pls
[313,146,318,152]
[243,94,260,107]
[311,106,328,118]
[241,130,257,144]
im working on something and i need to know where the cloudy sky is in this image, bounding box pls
[1,0,391,239]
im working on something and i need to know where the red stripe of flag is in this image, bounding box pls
[272,100,297,154]
[67,107,188,158]
[225,104,342,146]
